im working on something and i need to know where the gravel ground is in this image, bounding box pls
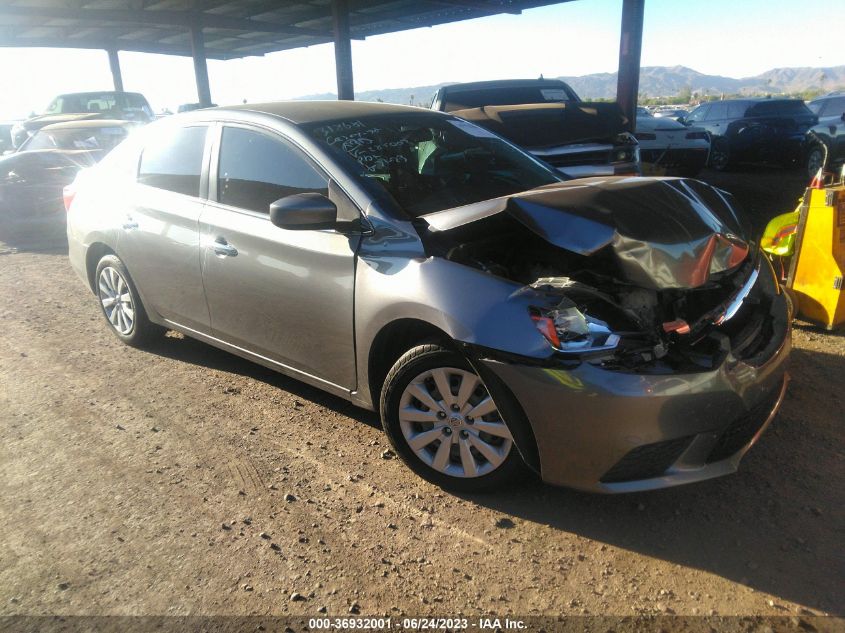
[0,168,843,623]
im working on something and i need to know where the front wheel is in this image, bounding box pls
[95,254,163,347]
[709,137,732,171]
[806,145,825,179]
[380,344,527,492]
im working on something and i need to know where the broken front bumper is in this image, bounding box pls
[478,290,792,493]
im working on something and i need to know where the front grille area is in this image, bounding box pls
[705,386,782,463]
[600,435,694,483]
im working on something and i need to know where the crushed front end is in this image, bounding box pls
[420,177,792,492]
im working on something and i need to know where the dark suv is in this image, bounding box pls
[804,92,845,178]
[682,98,817,170]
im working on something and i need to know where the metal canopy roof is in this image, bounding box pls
[0,1,571,60]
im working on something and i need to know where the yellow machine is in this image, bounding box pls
[786,185,845,330]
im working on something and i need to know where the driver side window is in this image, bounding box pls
[217,127,329,213]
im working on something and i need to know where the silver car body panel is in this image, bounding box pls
[199,200,360,388]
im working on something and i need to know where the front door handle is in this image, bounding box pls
[211,237,238,257]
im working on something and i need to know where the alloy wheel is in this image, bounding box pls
[98,266,135,336]
[397,367,513,478]
[807,147,824,179]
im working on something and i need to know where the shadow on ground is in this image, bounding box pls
[146,331,381,430]
[0,235,68,255]
[140,319,844,614]
[466,344,844,614]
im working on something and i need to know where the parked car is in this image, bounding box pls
[681,98,817,171]
[635,107,709,177]
[652,108,690,122]
[430,79,639,178]
[177,103,218,113]
[11,91,153,147]
[0,120,134,243]
[66,101,790,493]
[804,92,845,178]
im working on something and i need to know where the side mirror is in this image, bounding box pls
[269,192,337,230]
[676,116,686,125]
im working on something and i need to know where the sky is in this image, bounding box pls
[0,0,842,119]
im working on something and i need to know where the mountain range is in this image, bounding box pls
[296,65,845,105]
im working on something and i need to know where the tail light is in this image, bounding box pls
[63,182,76,212]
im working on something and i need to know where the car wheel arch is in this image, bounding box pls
[367,318,452,410]
[366,318,542,477]
[85,242,117,293]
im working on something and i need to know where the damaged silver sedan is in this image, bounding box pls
[66,102,791,493]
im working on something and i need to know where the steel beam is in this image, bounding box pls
[0,6,330,38]
[332,0,354,101]
[616,0,644,133]
[107,49,124,92]
[190,25,213,107]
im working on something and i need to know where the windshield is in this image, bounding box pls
[441,85,579,112]
[305,113,562,216]
[43,93,153,121]
[22,126,129,152]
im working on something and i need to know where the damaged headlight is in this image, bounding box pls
[530,305,621,355]
[611,132,640,165]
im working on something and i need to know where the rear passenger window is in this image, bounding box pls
[747,102,779,117]
[138,125,207,197]
[217,127,328,213]
[821,97,845,117]
[728,103,746,119]
[705,102,727,120]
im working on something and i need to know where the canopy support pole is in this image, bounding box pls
[107,49,124,92]
[190,23,212,107]
[332,0,355,100]
[616,0,645,133]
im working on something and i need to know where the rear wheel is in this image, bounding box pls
[380,344,527,492]
[95,254,163,347]
[709,137,732,171]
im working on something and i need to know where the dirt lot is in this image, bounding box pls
[0,167,843,624]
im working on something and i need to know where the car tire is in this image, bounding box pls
[380,344,528,492]
[806,145,825,179]
[709,137,732,171]
[94,254,163,347]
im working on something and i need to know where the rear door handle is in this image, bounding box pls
[211,237,238,257]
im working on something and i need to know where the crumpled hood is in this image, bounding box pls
[421,177,751,290]
[451,102,628,148]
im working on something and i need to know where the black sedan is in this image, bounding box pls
[0,120,135,244]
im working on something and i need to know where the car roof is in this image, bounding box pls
[56,91,146,99]
[217,100,435,124]
[440,79,568,93]
[39,119,136,131]
[702,97,803,105]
